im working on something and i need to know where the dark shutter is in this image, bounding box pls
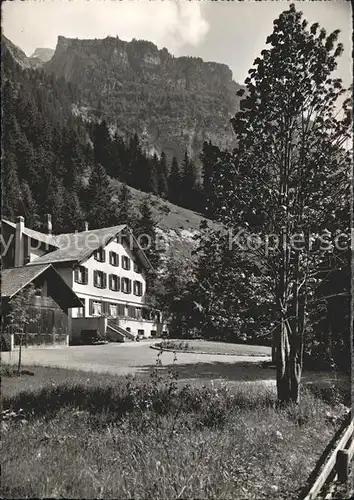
[103,301,109,316]
[117,275,120,291]
[74,268,79,283]
[109,274,112,290]
[89,299,94,315]
[84,268,88,285]
[93,270,97,287]
[102,250,106,262]
[102,272,107,288]
[128,279,132,294]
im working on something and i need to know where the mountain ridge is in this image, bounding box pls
[44,35,242,162]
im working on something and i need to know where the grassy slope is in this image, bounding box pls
[111,179,220,260]
[1,366,348,499]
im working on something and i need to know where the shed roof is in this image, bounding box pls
[1,264,83,311]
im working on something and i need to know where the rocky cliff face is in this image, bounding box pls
[45,36,242,161]
[30,47,55,63]
[2,35,32,69]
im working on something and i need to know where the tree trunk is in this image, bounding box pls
[275,319,291,403]
[275,317,304,404]
[289,349,302,404]
[18,333,23,375]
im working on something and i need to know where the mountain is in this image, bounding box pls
[44,35,242,162]
[30,47,55,62]
[2,35,32,69]
[1,33,221,261]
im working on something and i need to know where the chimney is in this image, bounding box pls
[46,214,52,235]
[84,221,89,231]
[15,216,25,267]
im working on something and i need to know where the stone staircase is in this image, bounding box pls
[106,320,135,342]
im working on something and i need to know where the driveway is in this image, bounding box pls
[2,341,268,374]
[2,342,349,390]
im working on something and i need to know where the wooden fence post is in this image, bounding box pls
[336,449,349,482]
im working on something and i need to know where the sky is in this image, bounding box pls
[2,0,352,87]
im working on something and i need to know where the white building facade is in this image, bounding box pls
[1,217,167,343]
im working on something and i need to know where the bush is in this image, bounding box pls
[157,340,191,351]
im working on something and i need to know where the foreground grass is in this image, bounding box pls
[1,365,349,499]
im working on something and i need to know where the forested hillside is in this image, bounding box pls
[1,34,217,255]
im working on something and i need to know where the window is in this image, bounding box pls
[93,270,107,289]
[134,280,143,296]
[77,299,86,318]
[121,277,132,294]
[94,248,106,262]
[109,274,120,291]
[128,305,136,318]
[150,330,157,338]
[92,301,102,316]
[137,329,144,338]
[136,307,142,319]
[122,256,131,270]
[109,303,118,318]
[118,304,126,317]
[74,266,88,285]
[109,251,119,267]
[134,261,142,273]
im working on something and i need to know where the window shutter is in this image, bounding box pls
[102,272,107,288]
[102,250,106,263]
[74,268,79,283]
[89,299,94,315]
[109,251,113,265]
[128,279,132,294]
[93,270,97,287]
[109,274,112,290]
[117,276,120,291]
[84,268,88,285]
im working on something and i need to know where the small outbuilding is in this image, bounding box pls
[1,263,83,350]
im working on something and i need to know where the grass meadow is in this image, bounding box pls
[1,362,350,499]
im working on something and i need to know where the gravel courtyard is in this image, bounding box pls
[2,341,349,390]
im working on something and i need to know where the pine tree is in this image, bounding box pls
[147,154,159,194]
[19,180,39,229]
[200,140,221,215]
[85,163,117,229]
[45,176,67,233]
[135,196,161,289]
[2,154,21,219]
[63,189,85,232]
[180,151,197,209]
[117,184,135,226]
[168,156,181,204]
[157,151,168,197]
[93,120,113,175]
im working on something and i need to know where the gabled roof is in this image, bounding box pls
[2,264,52,298]
[26,225,153,270]
[1,263,83,310]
